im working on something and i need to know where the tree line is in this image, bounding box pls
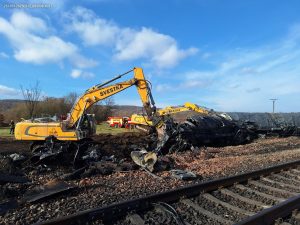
[0,82,114,126]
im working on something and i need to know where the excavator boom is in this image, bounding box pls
[15,68,161,142]
[130,102,213,127]
[68,68,156,128]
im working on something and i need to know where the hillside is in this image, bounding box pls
[1,99,300,128]
[0,99,25,112]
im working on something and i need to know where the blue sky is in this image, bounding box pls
[0,0,300,112]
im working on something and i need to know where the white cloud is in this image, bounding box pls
[115,27,198,68]
[70,69,81,78]
[10,11,48,34]
[65,7,119,46]
[0,52,9,59]
[0,11,97,67]
[70,69,95,79]
[0,85,20,96]
[69,54,98,69]
[156,24,300,112]
[65,7,198,68]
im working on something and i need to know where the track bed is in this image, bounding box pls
[1,135,300,224]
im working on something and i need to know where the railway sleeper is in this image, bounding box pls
[248,180,298,197]
[261,177,300,191]
[270,173,300,186]
[220,188,270,209]
[281,171,300,179]
[290,169,300,175]
[202,193,254,216]
[234,184,285,203]
[181,199,233,224]
[285,172,300,183]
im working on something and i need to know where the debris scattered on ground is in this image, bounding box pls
[131,149,157,172]
[9,153,26,162]
[169,169,198,180]
[23,180,76,203]
[0,200,18,216]
[0,173,30,184]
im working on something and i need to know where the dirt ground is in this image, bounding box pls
[0,138,30,154]
[1,134,300,224]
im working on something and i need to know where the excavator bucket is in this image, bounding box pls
[130,150,157,172]
[130,117,177,171]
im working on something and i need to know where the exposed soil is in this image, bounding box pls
[0,137,30,154]
[0,132,152,158]
[1,134,300,224]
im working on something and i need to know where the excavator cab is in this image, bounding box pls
[76,114,97,139]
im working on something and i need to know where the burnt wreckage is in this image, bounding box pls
[228,112,300,137]
[155,112,300,155]
[27,113,300,166]
[10,113,300,172]
[156,114,258,154]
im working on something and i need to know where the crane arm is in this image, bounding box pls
[67,68,157,128]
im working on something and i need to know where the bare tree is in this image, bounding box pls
[20,81,41,119]
[102,97,115,121]
[104,97,115,108]
[64,92,78,107]
[88,97,115,122]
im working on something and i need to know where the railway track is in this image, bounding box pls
[36,160,300,225]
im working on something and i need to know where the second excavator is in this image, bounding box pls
[130,102,219,128]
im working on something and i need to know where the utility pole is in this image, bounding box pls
[269,99,278,113]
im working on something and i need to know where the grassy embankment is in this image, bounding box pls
[0,127,12,137]
[96,122,136,134]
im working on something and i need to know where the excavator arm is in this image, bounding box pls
[158,102,211,116]
[131,102,213,126]
[67,68,159,129]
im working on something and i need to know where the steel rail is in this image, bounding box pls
[35,159,300,225]
[235,194,300,225]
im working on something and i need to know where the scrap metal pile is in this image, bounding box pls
[156,114,258,155]
[229,112,300,137]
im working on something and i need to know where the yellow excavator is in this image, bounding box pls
[15,68,165,158]
[130,102,215,128]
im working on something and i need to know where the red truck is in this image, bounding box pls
[107,117,131,128]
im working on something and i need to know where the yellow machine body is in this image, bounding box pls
[15,67,160,142]
[14,121,78,141]
[130,114,153,126]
